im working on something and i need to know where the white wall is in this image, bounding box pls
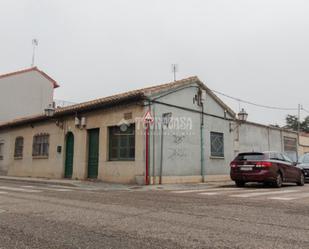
[150,85,202,179]
[149,84,235,180]
[203,91,234,175]
[237,123,298,161]
[0,71,54,122]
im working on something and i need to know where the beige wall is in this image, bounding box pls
[299,134,309,156]
[0,130,11,175]
[0,104,146,183]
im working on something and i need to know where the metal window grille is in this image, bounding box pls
[210,132,224,157]
[0,143,4,160]
[14,137,24,158]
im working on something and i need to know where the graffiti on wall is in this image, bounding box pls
[167,134,187,160]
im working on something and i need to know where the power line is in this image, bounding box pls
[302,107,309,114]
[211,89,299,111]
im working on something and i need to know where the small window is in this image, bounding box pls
[283,154,293,163]
[0,143,4,160]
[235,153,265,161]
[303,154,309,163]
[277,153,284,161]
[14,137,24,158]
[109,124,135,161]
[210,132,224,157]
[32,134,49,157]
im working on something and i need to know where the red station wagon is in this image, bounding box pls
[230,152,305,187]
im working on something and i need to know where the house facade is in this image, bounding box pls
[299,133,309,156]
[0,76,301,184]
[0,67,59,122]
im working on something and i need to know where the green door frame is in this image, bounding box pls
[64,132,74,178]
[87,128,100,179]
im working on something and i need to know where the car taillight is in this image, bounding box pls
[255,161,272,168]
[230,162,238,168]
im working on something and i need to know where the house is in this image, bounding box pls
[0,76,300,183]
[299,133,309,156]
[0,67,59,122]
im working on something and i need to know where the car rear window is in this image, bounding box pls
[235,153,265,161]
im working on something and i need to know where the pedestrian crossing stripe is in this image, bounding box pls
[268,193,309,201]
[0,186,42,193]
[172,187,245,194]
[170,186,309,201]
[230,189,299,198]
[198,188,272,196]
[21,186,74,192]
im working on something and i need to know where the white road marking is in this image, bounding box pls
[199,192,219,195]
[198,188,272,196]
[21,186,74,192]
[230,189,299,198]
[45,185,99,191]
[172,188,241,194]
[268,192,309,201]
[0,186,42,193]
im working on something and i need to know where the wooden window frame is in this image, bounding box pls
[109,124,135,161]
[32,134,50,158]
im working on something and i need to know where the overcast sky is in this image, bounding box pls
[0,0,308,125]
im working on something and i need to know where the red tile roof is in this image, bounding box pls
[0,76,235,129]
[0,67,59,88]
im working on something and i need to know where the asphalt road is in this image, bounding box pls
[0,181,309,249]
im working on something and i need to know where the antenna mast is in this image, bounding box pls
[31,39,39,67]
[171,64,178,81]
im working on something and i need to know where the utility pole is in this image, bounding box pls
[297,104,302,162]
[31,39,39,67]
[298,104,302,134]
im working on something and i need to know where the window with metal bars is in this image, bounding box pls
[109,124,135,161]
[0,143,4,160]
[32,134,49,157]
[14,137,24,158]
[210,132,224,157]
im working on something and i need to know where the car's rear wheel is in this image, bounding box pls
[273,173,283,188]
[235,181,245,187]
[297,173,305,186]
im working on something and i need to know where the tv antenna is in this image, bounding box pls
[171,64,178,81]
[31,38,39,67]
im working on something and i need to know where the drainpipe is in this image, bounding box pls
[152,104,156,185]
[145,104,151,185]
[159,122,164,185]
[159,112,172,184]
[200,102,205,182]
[145,122,150,185]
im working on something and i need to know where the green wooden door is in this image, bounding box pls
[87,129,100,179]
[64,132,74,178]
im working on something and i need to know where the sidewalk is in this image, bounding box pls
[0,175,234,191]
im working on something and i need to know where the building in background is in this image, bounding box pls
[0,67,59,122]
[299,133,309,156]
